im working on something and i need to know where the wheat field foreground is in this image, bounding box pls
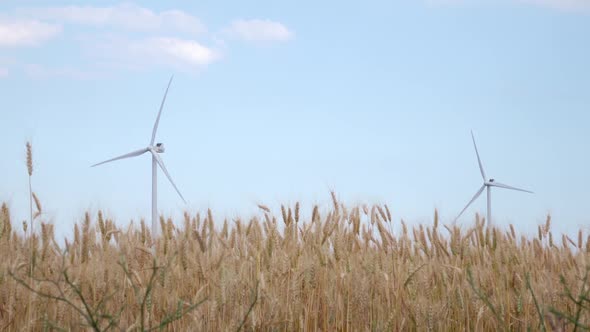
[0,199,587,331]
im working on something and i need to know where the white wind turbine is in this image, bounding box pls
[92,76,186,237]
[455,131,533,224]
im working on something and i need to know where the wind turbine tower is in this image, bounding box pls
[92,76,186,237]
[455,131,533,224]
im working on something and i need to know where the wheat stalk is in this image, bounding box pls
[3,188,589,330]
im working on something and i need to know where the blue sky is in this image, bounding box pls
[1,0,589,239]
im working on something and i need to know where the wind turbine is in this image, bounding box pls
[455,131,533,224]
[92,76,186,237]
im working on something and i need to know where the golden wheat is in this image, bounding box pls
[0,201,588,330]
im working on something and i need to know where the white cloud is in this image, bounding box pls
[19,4,205,35]
[0,67,7,77]
[3,5,291,76]
[518,0,590,11]
[226,19,293,42]
[131,37,219,67]
[426,0,590,11]
[83,35,220,71]
[0,19,61,47]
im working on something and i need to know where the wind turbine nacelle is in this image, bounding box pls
[155,143,165,153]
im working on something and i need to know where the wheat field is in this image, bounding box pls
[0,197,588,331]
[0,143,588,331]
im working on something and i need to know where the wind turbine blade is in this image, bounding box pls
[150,75,174,145]
[91,148,148,167]
[471,131,487,181]
[489,181,533,194]
[455,185,486,222]
[150,150,186,203]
